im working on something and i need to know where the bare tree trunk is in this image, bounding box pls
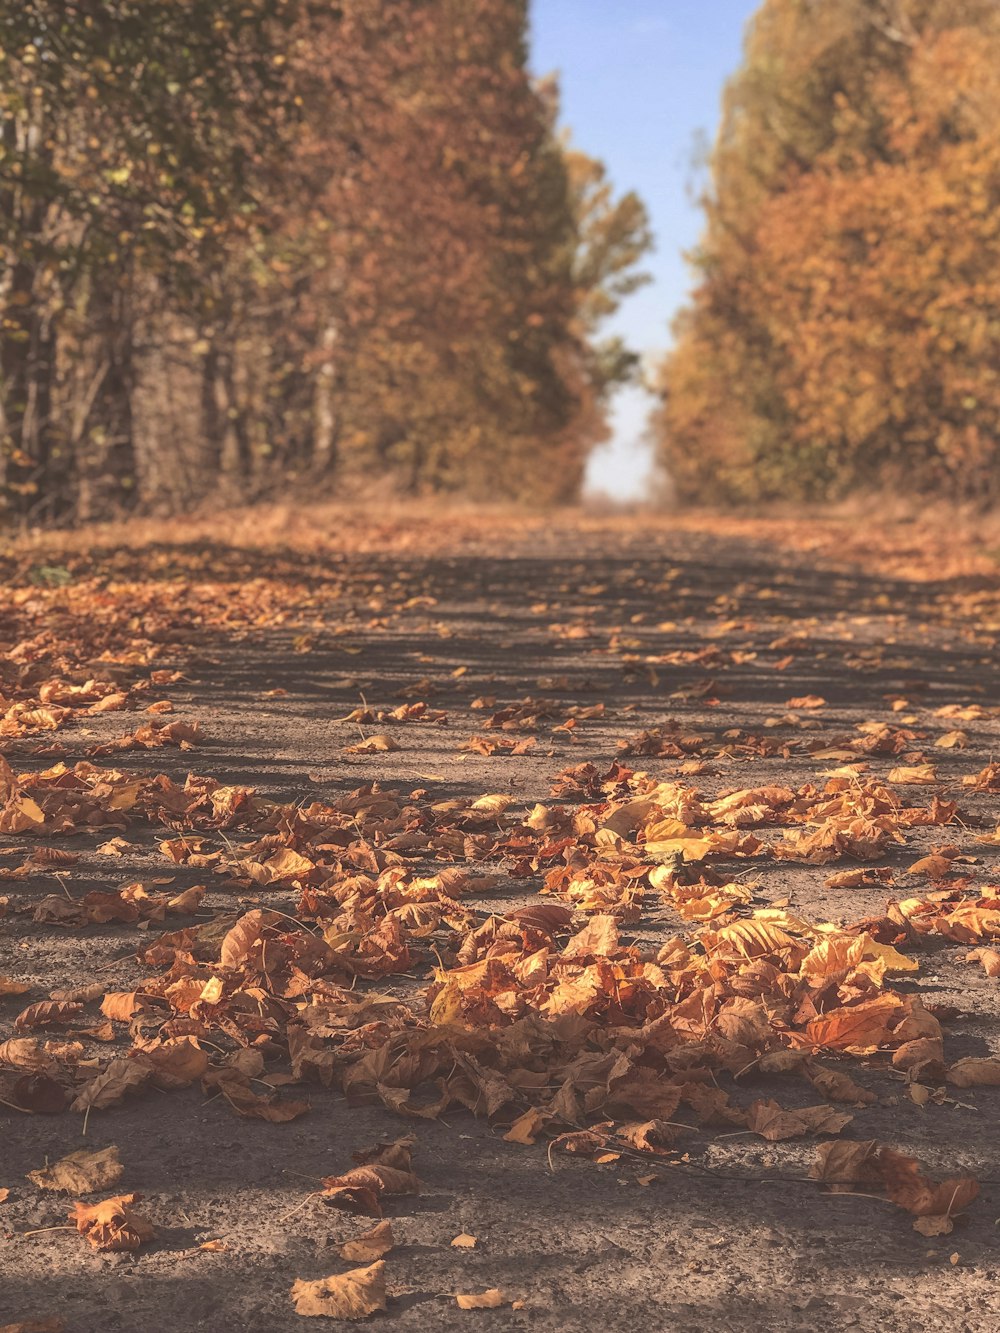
[313,321,339,471]
[203,339,250,486]
[70,278,138,520]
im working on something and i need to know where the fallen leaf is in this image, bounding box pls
[338,1220,395,1262]
[746,1099,853,1142]
[946,1058,1000,1088]
[346,734,401,754]
[290,1261,386,1319]
[70,1193,154,1252]
[455,1290,506,1310]
[503,1108,548,1145]
[28,1145,123,1194]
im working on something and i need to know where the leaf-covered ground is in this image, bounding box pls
[2,505,999,1332]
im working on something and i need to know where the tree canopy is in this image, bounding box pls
[654,0,1000,504]
[0,0,651,518]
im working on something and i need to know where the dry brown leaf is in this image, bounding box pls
[145,1039,210,1089]
[811,1140,882,1194]
[28,1145,123,1195]
[946,1058,1000,1088]
[100,991,149,1022]
[806,1065,876,1105]
[879,1148,979,1218]
[70,1193,154,1251]
[346,734,401,754]
[337,1220,395,1262]
[320,1164,418,1217]
[207,1069,310,1122]
[887,764,937,785]
[503,1108,548,1145]
[746,1099,853,1142]
[70,1057,151,1112]
[14,1001,83,1031]
[290,1262,387,1319]
[804,994,904,1053]
[451,1232,477,1248]
[455,1290,506,1310]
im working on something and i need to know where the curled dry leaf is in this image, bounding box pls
[745,1100,853,1142]
[144,1038,210,1089]
[451,1232,477,1248]
[70,1058,151,1112]
[100,991,152,1022]
[70,1193,154,1252]
[290,1261,387,1320]
[346,734,401,754]
[946,1058,1000,1088]
[50,983,104,1004]
[806,1066,877,1106]
[204,1068,310,1122]
[503,1108,549,1145]
[321,1137,418,1216]
[28,1145,123,1194]
[455,1290,507,1310]
[337,1220,394,1262]
[14,1002,83,1031]
[320,1164,418,1217]
[812,1141,978,1218]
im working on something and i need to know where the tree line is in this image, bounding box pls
[655,0,1000,505]
[0,0,652,520]
[10,1,996,518]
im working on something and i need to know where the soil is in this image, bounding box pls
[2,508,999,1333]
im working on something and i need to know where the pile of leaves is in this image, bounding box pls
[3,743,997,1238]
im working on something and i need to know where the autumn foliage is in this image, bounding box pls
[0,1,650,518]
[655,0,1000,504]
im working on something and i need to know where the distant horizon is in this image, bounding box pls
[530,0,759,498]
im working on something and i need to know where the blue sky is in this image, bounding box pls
[529,0,760,497]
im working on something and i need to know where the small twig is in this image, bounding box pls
[275,1191,323,1225]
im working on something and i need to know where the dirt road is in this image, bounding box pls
[2,508,999,1332]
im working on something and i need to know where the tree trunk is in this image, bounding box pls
[313,321,339,472]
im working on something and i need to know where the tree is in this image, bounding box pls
[654,0,1000,503]
[290,0,651,503]
[0,0,299,516]
[1,1,651,517]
